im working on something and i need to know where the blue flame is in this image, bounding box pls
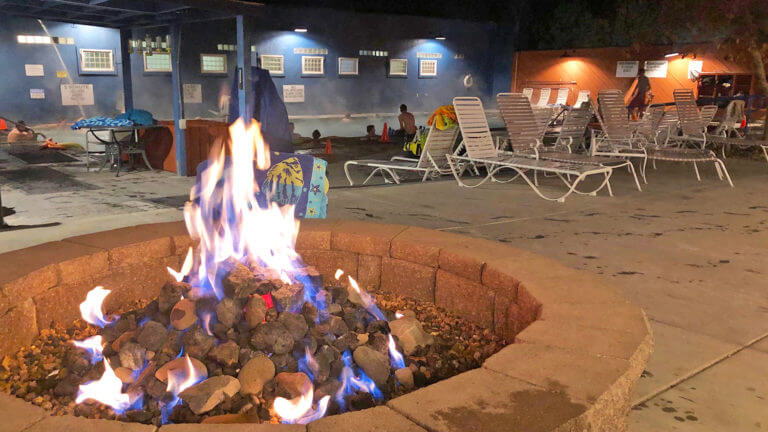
[334,351,382,411]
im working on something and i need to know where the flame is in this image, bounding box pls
[298,346,319,381]
[347,276,385,321]
[200,311,213,336]
[76,359,138,413]
[334,269,344,280]
[395,312,404,319]
[182,119,301,300]
[335,351,382,411]
[79,286,118,328]
[274,387,330,424]
[388,334,406,369]
[72,335,104,365]
[161,354,207,423]
[167,247,194,282]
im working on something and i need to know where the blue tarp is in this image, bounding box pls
[228,67,294,153]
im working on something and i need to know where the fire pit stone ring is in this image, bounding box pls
[0,219,652,432]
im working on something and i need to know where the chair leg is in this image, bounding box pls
[627,162,642,192]
[692,161,701,181]
[717,160,734,187]
[604,172,613,197]
[140,151,154,172]
[343,162,356,186]
[97,154,109,173]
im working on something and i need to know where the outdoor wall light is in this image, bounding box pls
[665,52,680,58]
[294,27,308,32]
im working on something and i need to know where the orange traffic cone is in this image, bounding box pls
[381,122,390,142]
[325,138,332,155]
[0,119,6,130]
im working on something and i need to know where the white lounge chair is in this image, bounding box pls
[497,93,641,192]
[574,90,590,108]
[522,88,534,101]
[343,124,459,185]
[535,88,551,108]
[447,96,614,202]
[554,88,569,106]
[672,89,717,149]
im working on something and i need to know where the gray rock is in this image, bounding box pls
[395,367,414,389]
[388,317,434,355]
[274,372,311,399]
[179,375,241,414]
[271,283,305,312]
[223,263,258,299]
[182,327,216,359]
[207,340,239,367]
[136,320,167,352]
[118,342,147,370]
[170,298,197,330]
[244,295,267,328]
[237,355,275,395]
[250,322,293,355]
[328,315,349,336]
[278,312,309,341]
[215,298,242,329]
[327,303,343,316]
[352,345,390,387]
[159,281,186,313]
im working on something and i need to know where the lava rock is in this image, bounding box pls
[155,356,208,383]
[137,321,167,352]
[182,327,216,359]
[119,342,147,370]
[368,332,390,357]
[278,312,309,341]
[223,263,258,299]
[145,377,168,399]
[238,348,262,366]
[237,356,275,395]
[352,345,390,387]
[114,367,135,384]
[215,298,242,329]
[111,330,136,353]
[329,315,349,337]
[160,329,184,357]
[170,299,197,330]
[389,317,435,355]
[179,375,241,414]
[395,367,415,389]
[53,373,80,396]
[366,320,389,334]
[274,372,312,399]
[301,302,318,324]
[159,281,186,313]
[250,322,293,355]
[207,341,239,367]
[244,296,267,328]
[327,303,343,316]
[348,392,375,410]
[271,283,305,312]
[333,333,357,353]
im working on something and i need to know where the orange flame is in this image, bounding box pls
[334,269,344,280]
[79,286,117,328]
[167,247,194,282]
[167,354,207,396]
[72,335,104,363]
[274,387,330,424]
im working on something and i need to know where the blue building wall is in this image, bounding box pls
[0,19,122,124]
[2,7,514,136]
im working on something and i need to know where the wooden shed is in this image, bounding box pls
[511,44,760,107]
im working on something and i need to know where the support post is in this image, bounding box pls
[235,15,249,121]
[119,28,134,112]
[170,24,187,176]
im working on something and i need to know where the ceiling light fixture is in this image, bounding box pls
[435,36,446,40]
[664,52,679,58]
[294,27,307,33]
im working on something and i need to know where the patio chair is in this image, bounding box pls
[447,96,614,202]
[574,90,590,108]
[597,89,733,187]
[712,99,746,138]
[554,88,569,106]
[672,88,717,149]
[535,88,551,108]
[522,88,534,101]
[343,124,459,185]
[497,93,641,192]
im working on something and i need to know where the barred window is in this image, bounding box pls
[143,52,172,72]
[261,55,284,76]
[302,56,324,75]
[419,59,437,77]
[80,49,114,73]
[200,54,227,74]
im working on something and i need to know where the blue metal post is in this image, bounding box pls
[119,28,133,111]
[236,15,248,121]
[170,24,187,176]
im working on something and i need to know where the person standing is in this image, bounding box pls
[397,104,417,144]
[627,68,652,120]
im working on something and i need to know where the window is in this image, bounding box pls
[419,59,437,77]
[338,57,358,76]
[389,58,407,76]
[302,56,324,75]
[17,35,52,44]
[80,49,114,73]
[359,50,388,57]
[200,54,227,74]
[261,55,284,76]
[143,52,172,72]
[417,52,442,59]
[295,48,328,55]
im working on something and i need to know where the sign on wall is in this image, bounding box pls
[25,64,44,77]
[644,60,668,78]
[183,84,203,104]
[616,61,638,77]
[56,70,68,78]
[29,89,45,99]
[60,84,94,106]
[688,60,703,80]
[283,85,305,103]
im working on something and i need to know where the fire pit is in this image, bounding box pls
[0,122,651,431]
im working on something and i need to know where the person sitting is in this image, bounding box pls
[363,124,378,143]
[7,121,36,143]
[397,104,417,144]
[310,129,322,147]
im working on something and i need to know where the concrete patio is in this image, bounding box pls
[1,152,767,431]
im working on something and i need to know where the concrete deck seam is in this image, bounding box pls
[631,329,768,407]
[17,414,47,432]
[436,209,585,231]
